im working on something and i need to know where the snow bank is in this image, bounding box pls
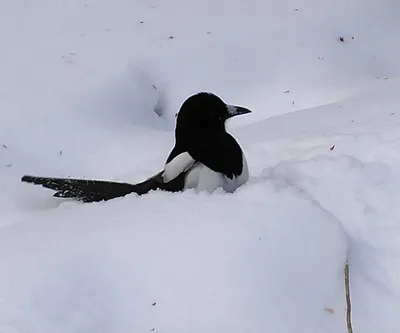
[1,0,400,332]
[0,176,347,333]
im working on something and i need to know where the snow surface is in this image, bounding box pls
[1,0,400,332]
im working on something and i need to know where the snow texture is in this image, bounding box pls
[1,0,400,332]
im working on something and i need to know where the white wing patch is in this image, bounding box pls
[162,152,196,183]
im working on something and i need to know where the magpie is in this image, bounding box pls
[162,92,251,193]
[21,92,252,202]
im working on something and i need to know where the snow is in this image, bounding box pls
[1,0,400,332]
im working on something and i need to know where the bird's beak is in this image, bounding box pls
[226,104,252,118]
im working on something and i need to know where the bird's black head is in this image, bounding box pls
[174,92,252,137]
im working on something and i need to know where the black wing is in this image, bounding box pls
[188,133,243,179]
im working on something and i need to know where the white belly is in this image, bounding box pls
[184,153,249,193]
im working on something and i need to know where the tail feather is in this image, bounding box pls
[21,171,186,203]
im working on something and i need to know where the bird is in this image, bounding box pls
[162,92,251,193]
[21,92,252,202]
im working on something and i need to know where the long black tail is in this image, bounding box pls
[21,171,186,203]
